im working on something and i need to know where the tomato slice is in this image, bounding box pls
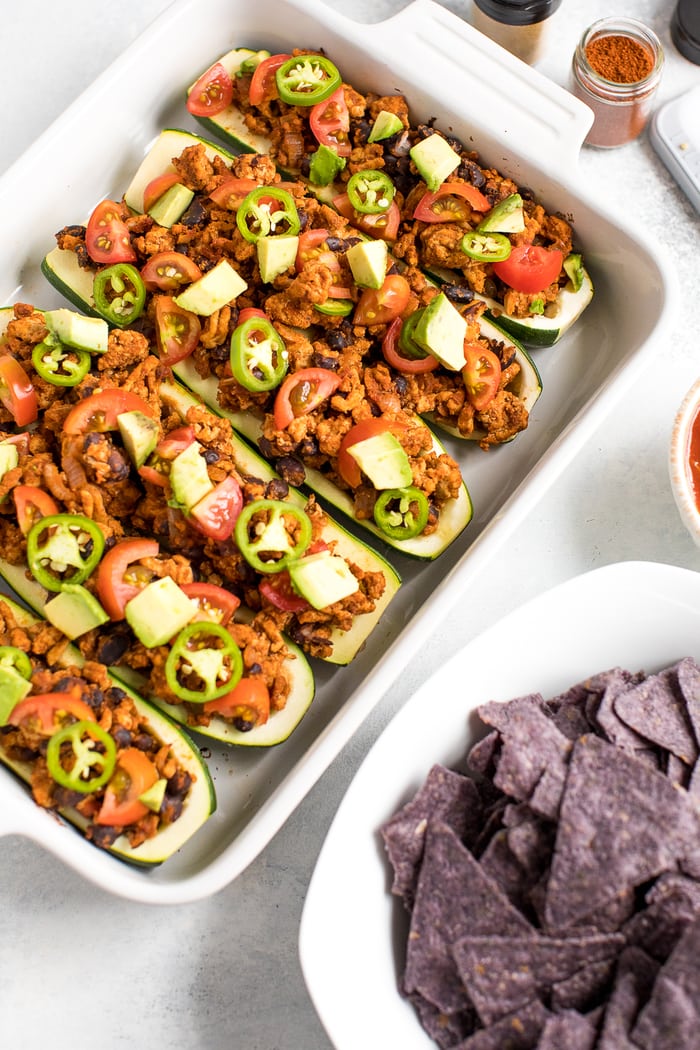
[382,317,439,375]
[155,425,196,460]
[209,177,260,210]
[463,344,502,412]
[492,244,564,294]
[295,228,341,274]
[96,538,160,621]
[413,182,491,223]
[249,53,291,107]
[353,274,412,327]
[189,477,243,541]
[337,418,406,489]
[332,192,400,241]
[187,62,234,117]
[309,86,351,157]
[237,307,268,325]
[142,172,182,213]
[0,356,38,427]
[13,485,60,536]
[154,295,202,365]
[63,389,155,436]
[94,747,159,827]
[181,582,240,625]
[203,677,270,728]
[273,367,342,430]
[8,693,96,735]
[259,572,310,612]
[85,200,136,265]
[141,251,203,292]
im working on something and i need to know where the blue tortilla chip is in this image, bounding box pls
[536,1010,597,1050]
[457,1000,548,1049]
[631,916,700,1049]
[613,666,697,764]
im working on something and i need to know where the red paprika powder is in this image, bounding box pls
[571,18,664,148]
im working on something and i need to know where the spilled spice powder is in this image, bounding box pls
[585,34,654,84]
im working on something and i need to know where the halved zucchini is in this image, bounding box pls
[0,559,315,749]
[0,587,215,865]
[186,50,274,158]
[173,357,473,560]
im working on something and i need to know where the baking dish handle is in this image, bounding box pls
[367,0,593,180]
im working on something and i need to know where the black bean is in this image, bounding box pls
[299,435,319,458]
[111,725,132,748]
[203,449,220,465]
[266,477,289,501]
[107,450,131,481]
[54,676,85,694]
[458,160,487,189]
[297,208,310,232]
[276,456,306,487]
[180,195,207,227]
[249,663,262,675]
[443,283,474,304]
[87,825,120,849]
[311,350,339,371]
[167,770,193,798]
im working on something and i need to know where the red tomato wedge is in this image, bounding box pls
[141,251,202,292]
[295,229,341,274]
[337,418,407,489]
[492,244,564,294]
[273,368,341,430]
[85,200,136,265]
[154,295,202,365]
[309,87,351,157]
[142,172,181,213]
[189,477,243,542]
[155,425,196,460]
[63,389,155,436]
[249,53,291,106]
[96,538,160,621]
[354,274,411,327]
[8,693,96,735]
[0,356,38,427]
[95,748,159,827]
[237,307,268,324]
[209,177,260,210]
[259,573,310,612]
[13,485,60,536]
[333,192,400,241]
[382,317,439,374]
[181,582,240,626]
[203,678,270,727]
[187,62,234,117]
[413,182,490,222]
[462,344,502,412]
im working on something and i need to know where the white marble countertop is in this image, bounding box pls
[1,1,699,1048]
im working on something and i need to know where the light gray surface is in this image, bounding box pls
[1,1,699,1048]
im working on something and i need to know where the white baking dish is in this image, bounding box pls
[0,0,676,903]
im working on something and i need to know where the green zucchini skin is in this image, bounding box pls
[0,558,316,750]
[0,586,215,866]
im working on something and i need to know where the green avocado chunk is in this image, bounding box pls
[409,134,461,192]
[44,584,110,640]
[346,431,413,490]
[125,576,196,649]
[148,183,195,228]
[288,551,359,609]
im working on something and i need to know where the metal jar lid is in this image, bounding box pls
[472,0,562,27]
[672,0,700,65]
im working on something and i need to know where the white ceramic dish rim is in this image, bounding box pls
[669,377,700,546]
[0,0,678,903]
[299,559,700,1049]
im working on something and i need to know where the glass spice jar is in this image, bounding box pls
[571,18,664,148]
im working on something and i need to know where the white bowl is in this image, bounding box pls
[670,376,700,546]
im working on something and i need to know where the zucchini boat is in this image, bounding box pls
[185,48,593,347]
[0,561,316,749]
[0,589,215,865]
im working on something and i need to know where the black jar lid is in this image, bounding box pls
[672,0,700,65]
[472,0,562,27]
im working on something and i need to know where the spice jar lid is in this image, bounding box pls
[672,0,700,65]
[472,0,562,27]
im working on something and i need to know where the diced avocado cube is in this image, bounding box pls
[288,551,359,610]
[257,235,300,283]
[0,666,32,723]
[368,110,404,143]
[174,259,248,316]
[308,144,347,186]
[147,182,195,229]
[347,431,413,490]
[44,584,110,640]
[409,134,460,192]
[413,293,467,371]
[346,240,388,290]
[44,308,109,354]
[117,410,159,468]
[125,576,196,648]
[138,777,168,813]
[0,441,19,484]
[170,441,213,511]
[563,253,584,292]
[478,193,525,234]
